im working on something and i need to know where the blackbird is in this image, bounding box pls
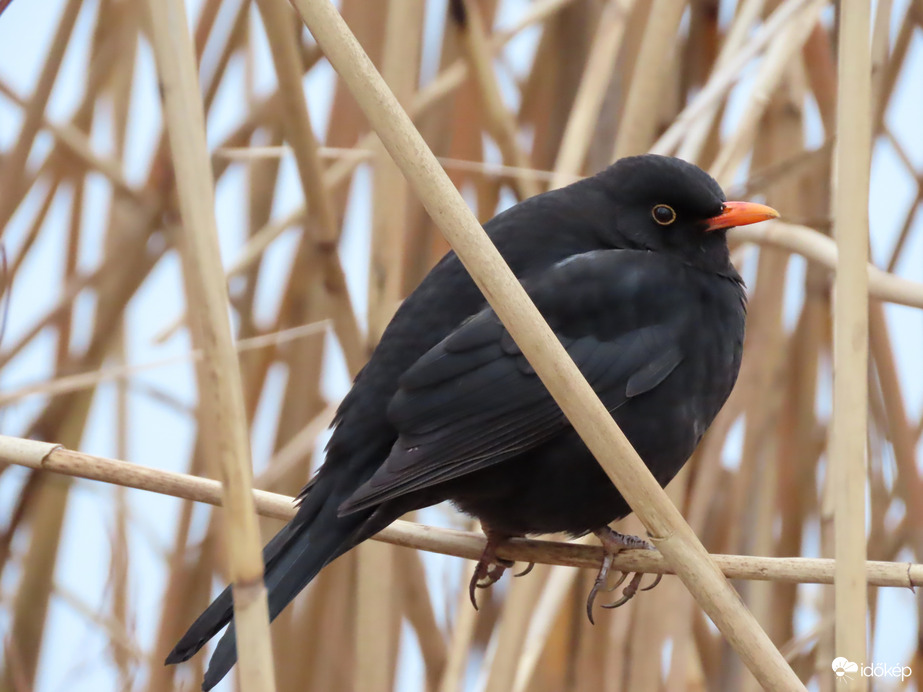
[166,154,778,689]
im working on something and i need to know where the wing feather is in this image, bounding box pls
[339,324,682,515]
[338,250,693,516]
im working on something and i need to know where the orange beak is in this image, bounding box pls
[703,201,779,232]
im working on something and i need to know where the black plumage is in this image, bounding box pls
[166,154,777,689]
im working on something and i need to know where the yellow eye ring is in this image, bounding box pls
[652,204,676,225]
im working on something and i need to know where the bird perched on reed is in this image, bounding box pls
[166,154,778,689]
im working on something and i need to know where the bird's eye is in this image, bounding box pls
[651,204,676,226]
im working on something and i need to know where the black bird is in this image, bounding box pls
[166,154,778,689]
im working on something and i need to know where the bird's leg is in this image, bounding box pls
[586,526,662,624]
[468,527,515,610]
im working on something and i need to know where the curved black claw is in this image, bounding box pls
[470,562,508,609]
[468,530,515,610]
[609,571,629,590]
[586,553,614,625]
[642,573,663,592]
[601,571,646,610]
[513,562,535,577]
[585,527,662,623]
[468,572,481,610]
[476,563,508,589]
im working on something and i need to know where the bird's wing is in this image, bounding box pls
[338,251,687,515]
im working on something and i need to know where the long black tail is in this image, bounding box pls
[165,488,370,690]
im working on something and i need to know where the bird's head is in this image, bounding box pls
[596,155,778,271]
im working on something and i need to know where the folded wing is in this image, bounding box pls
[339,251,687,515]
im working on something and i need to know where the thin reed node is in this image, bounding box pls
[145,0,276,689]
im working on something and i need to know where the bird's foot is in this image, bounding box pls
[469,529,517,610]
[586,527,662,624]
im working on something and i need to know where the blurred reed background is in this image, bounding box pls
[0,0,922,690]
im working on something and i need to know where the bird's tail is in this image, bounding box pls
[165,490,369,690]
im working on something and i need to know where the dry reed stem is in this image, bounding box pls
[355,540,398,692]
[511,535,597,692]
[872,2,916,133]
[107,121,134,689]
[397,552,448,689]
[730,221,923,309]
[218,145,572,183]
[516,0,594,174]
[652,0,817,155]
[5,174,61,284]
[0,321,331,405]
[869,304,923,530]
[551,0,634,187]
[144,0,276,690]
[213,144,923,307]
[830,0,872,675]
[675,0,765,163]
[256,403,339,492]
[483,564,552,692]
[53,582,148,666]
[368,0,423,340]
[709,1,824,187]
[612,0,687,159]
[0,78,144,202]
[0,0,81,230]
[726,84,803,561]
[141,0,713,339]
[717,92,799,692]
[625,572,667,689]
[160,0,573,309]
[0,235,159,371]
[1,474,72,691]
[3,1,921,689]
[802,21,837,133]
[2,437,920,589]
[453,0,541,199]
[754,86,808,658]
[255,0,366,377]
[355,3,426,688]
[286,0,802,688]
[870,0,895,111]
[251,4,347,675]
[202,0,252,112]
[881,130,923,273]
[0,7,106,677]
[144,459,207,692]
[437,561,480,692]
[253,0,337,241]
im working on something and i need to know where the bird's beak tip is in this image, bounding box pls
[704,201,780,232]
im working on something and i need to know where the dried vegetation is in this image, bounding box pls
[1,0,922,690]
